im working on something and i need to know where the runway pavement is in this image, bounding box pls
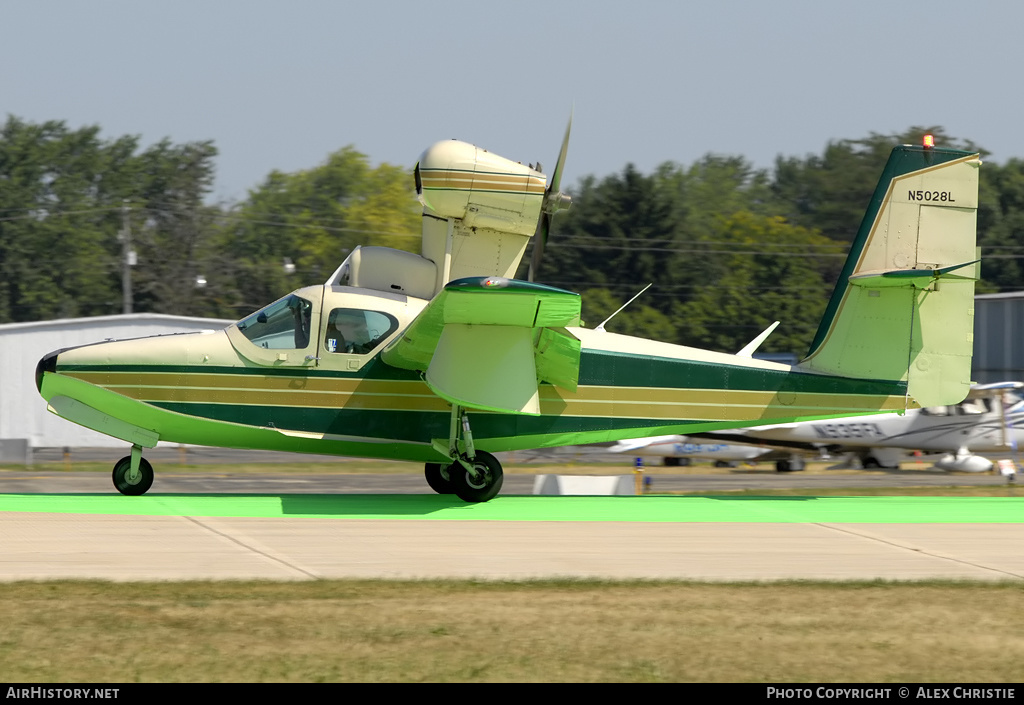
[1,464,1022,583]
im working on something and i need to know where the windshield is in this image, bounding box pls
[236,294,313,349]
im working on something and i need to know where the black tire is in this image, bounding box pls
[862,457,882,469]
[424,462,454,494]
[663,457,679,467]
[449,450,504,503]
[112,456,154,496]
[775,460,791,473]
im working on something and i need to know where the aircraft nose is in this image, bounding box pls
[36,350,59,393]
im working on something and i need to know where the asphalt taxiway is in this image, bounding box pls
[1,463,1021,583]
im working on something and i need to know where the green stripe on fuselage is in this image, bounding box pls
[578,349,906,396]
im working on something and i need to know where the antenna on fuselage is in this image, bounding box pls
[737,321,781,358]
[595,283,652,332]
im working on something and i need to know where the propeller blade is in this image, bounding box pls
[528,213,550,282]
[529,110,573,283]
[548,110,572,196]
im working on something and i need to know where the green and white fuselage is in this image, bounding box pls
[34,135,983,501]
[36,284,913,464]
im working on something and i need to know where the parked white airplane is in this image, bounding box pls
[609,435,774,467]
[685,382,1024,472]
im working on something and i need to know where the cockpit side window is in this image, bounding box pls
[324,308,398,355]
[237,294,313,349]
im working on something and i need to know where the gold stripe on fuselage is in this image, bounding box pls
[61,370,906,421]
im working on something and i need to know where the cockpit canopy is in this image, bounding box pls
[236,294,313,350]
[226,284,423,369]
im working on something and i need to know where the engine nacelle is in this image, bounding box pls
[933,453,994,473]
[415,140,545,237]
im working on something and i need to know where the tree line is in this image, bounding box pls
[2,116,1022,356]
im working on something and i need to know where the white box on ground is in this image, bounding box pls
[532,474,636,496]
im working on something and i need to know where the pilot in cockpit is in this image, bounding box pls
[325,309,372,354]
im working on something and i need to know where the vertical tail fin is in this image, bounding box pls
[799,145,981,408]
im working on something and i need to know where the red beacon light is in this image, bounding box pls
[923,134,935,148]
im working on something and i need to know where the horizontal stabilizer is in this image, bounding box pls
[848,259,980,289]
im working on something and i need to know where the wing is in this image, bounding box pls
[380,276,582,414]
[965,381,1024,399]
[608,435,687,453]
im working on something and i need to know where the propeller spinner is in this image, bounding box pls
[528,115,573,282]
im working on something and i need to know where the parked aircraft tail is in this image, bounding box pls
[798,143,981,408]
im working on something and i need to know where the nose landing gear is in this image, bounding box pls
[112,445,154,495]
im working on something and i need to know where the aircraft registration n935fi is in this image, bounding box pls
[35,123,983,502]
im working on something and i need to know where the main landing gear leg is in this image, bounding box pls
[430,405,504,503]
[112,444,154,496]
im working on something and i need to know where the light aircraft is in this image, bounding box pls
[608,435,773,467]
[35,123,983,502]
[684,382,1024,472]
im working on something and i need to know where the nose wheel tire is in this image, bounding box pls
[112,456,154,496]
[424,462,454,494]
[449,450,503,503]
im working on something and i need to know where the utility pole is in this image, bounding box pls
[120,201,134,314]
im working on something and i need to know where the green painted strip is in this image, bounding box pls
[1,494,1021,523]
[578,349,907,395]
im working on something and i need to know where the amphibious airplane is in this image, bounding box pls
[35,124,983,502]
[683,382,1024,472]
[608,435,774,467]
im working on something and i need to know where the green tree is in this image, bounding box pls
[0,118,129,321]
[771,127,987,242]
[0,116,221,322]
[674,212,840,354]
[130,138,220,317]
[976,158,1024,293]
[538,155,780,312]
[216,146,420,315]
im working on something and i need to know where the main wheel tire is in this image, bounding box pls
[775,460,791,472]
[862,457,882,469]
[449,450,504,503]
[424,462,454,494]
[112,456,154,496]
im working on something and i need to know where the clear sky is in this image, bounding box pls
[3,0,1021,203]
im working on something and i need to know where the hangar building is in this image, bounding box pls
[0,314,231,460]
[972,291,1024,384]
